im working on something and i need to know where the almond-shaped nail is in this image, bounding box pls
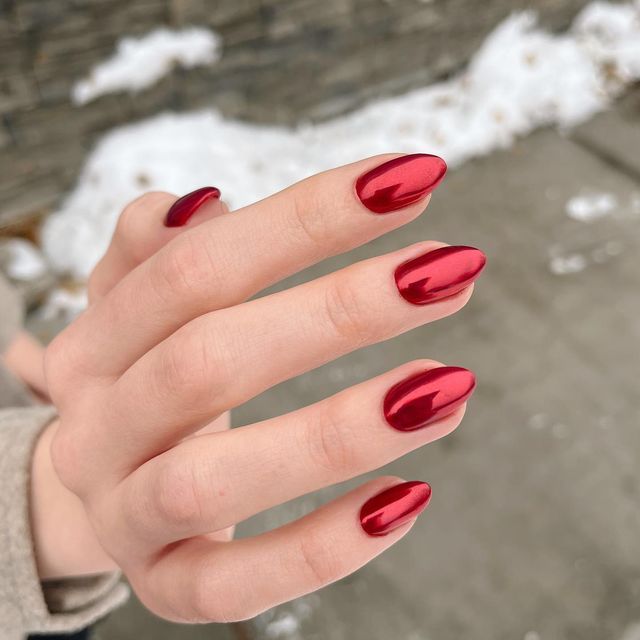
[355,154,447,214]
[164,186,221,227]
[384,366,476,431]
[360,481,432,536]
[395,245,487,305]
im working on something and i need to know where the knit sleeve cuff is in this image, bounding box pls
[0,407,128,639]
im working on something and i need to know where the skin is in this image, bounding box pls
[21,154,476,623]
[3,330,49,401]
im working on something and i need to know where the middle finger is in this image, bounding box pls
[103,242,485,475]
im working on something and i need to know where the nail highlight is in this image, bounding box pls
[395,245,487,305]
[355,154,447,214]
[360,481,432,536]
[164,186,221,227]
[384,366,476,432]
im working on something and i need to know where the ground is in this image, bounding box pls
[80,87,640,639]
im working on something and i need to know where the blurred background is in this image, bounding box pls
[2,1,640,638]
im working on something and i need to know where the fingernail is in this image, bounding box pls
[164,186,221,227]
[384,366,476,432]
[355,154,447,214]
[395,245,487,305]
[360,481,432,536]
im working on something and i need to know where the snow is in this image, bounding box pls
[2,238,48,281]
[254,597,315,640]
[264,614,300,638]
[72,28,221,105]
[565,191,618,221]
[548,253,588,275]
[44,1,640,281]
[39,288,88,321]
[548,238,625,275]
[574,1,640,85]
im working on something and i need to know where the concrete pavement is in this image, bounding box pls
[94,88,640,640]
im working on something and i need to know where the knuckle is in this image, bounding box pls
[153,233,216,302]
[303,403,354,475]
[157,329,214,404]
[190,568,250,622]
[323,277,374,347]
[297,530,342,588]
[288,187,330,252]
[151,322,229,420]
[153,461,203,531]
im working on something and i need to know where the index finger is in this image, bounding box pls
[63,153,446,378]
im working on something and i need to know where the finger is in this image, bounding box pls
[141,477,431,623]
[84,188,232,441]
[103,242,483,474]
[123,361,470,544]
[88,188,225,302]
[65,154,446,376]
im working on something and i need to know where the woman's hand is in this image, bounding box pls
[37,154,485,622]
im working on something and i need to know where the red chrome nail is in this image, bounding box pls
[164,186,221,227]
[355,154,447,214]
[360,481,432,536]
[384,366,476,432]
[395,246,487,305]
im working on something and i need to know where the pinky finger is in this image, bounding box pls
[143,477,431,623]
[88,187,227,302]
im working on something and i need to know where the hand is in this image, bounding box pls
[38,154,485,622]
[32,188,230,577]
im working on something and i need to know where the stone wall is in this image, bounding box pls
[1,0,593,229]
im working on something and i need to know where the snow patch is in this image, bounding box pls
[2,238,48,281]
[549,238,624,275]
[549,253,588,275]
[264,614,300,638]
[45,1,640,281]
[565,192,618,221]
[254,597,315,640]
[72,28,221,105]
[39,288,89,321]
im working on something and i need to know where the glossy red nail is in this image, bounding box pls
[384,366,476,431]
[355,154,447,214]
[395,245,487,305]
[360,481,432,536]
[164,186,221,227]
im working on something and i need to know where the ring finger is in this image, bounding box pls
[122,360,473,545]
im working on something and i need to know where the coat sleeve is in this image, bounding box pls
[0,272,24,356]
[0,272,36,408]
[0,406,129,639]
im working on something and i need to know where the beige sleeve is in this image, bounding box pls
[0,272,24,356]
[0,406,129,639]
[0,272,34,409]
